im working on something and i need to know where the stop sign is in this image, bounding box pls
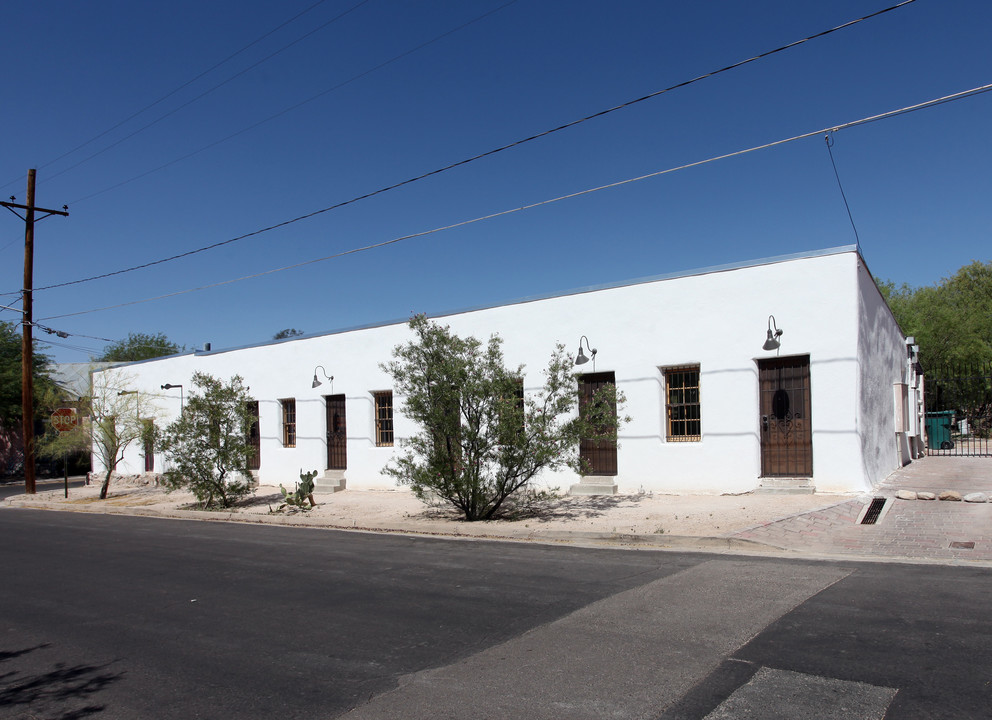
[50,407,79,433]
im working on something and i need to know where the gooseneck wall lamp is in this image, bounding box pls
[117,390,140,422]
[312,366,333,389]
[763,315,784,352]
[575,336,597,371]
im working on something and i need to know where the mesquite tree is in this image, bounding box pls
[158,372,255,508]
[382,315,627,521]
[83,370,161,499]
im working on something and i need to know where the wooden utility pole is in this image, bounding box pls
[1,170,68,494]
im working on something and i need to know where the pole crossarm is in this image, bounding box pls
[0,200,69,220]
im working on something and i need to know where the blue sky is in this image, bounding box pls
[2,0,989,363]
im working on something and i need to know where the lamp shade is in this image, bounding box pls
[763,315,783,351]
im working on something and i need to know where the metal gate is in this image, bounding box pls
[325,395,347,470]
[924,362,991,457]
[246,401,261,470]
[758,355,813,477]
[579,372,618,476]
[143,419,155,472]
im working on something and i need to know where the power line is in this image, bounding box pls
[25,0,918,295]
[36,82,992,322]
[32,323,192,356]
[32,321,112,343]
[36,0,372,187]
[0,0,338,191]
[69,0,522,206]
[39,338,104,356]
[824,133,861,252]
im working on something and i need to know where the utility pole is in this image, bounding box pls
[1,170,68,494]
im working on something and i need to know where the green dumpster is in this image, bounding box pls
[925,410,955,450]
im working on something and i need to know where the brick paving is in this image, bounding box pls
[733,457,992,563]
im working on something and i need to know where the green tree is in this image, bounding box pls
[878,260,992,368]
[158,372,255,508]
[35,381,92,475]
[1,319,57,428]
[98,332,183,362]
[381,315,628,521]
[67,370,161,499]
[879,261,992,437]
[273,328,304,340]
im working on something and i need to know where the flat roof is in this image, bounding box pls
[119,244,858,364]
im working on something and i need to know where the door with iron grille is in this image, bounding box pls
[579,372,618,476]
[143,420,155,472]
[326,395,347,470]
[246,401,260,470]
[758,355,812,477]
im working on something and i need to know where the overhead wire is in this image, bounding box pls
[36,82,992,323]
[31,322,192,357]
[824,133,861,252]
[1,300,24,316]
[0,0,340,191]
[39,338,104,356]
[23,0,918,295]
[69,0,522,206]
[35,0,372,187]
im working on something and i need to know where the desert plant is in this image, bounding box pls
[158,372,255,508]
[382,315,628,521]
[278,469,318,511]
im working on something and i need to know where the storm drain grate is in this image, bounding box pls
[950,541,976,549]
[860,497,887,525]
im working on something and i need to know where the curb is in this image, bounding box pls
[9,494,992,568]
[3,496,785,555]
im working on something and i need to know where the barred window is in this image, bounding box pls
[373,391,394,447]
[664,366,701,441]
[281,399,296,447]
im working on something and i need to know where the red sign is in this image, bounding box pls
[50,407,79,433]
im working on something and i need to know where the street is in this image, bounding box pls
[1,508,990,719]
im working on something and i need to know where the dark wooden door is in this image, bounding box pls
[326,395,347,470]
[143,420,154,472]
[579,372,618,476]
[246,401,260,470]
[758,355,812,477]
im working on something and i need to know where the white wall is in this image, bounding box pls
[95,247,909,494]
[853,257,912,489]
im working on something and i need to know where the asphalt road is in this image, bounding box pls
[1,508,990,719]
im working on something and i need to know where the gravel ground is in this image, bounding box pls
[5,481,856,541]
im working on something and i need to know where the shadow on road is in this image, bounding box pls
[0,643,124,719]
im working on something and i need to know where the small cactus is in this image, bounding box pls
[275,469,319,512]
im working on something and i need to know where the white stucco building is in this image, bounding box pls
[93,246,924,496]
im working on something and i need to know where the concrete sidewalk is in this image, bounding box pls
[734,457,992,564]
[4,457,992,564]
